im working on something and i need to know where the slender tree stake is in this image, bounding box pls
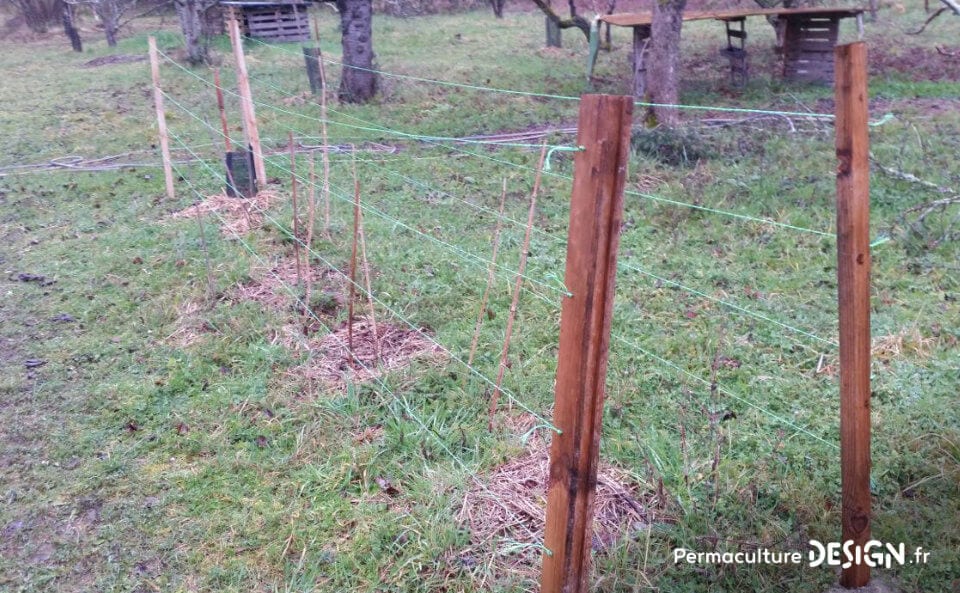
[193,199,215,301]
[358,206,381,363]
[289,132,303,291]
[465,178,509,387]
[147,36,175,201]
[214,68,232,152]
[304,155,317,332]
[489,145,548,431]
[316,50,332,235]
[348,148,360,364]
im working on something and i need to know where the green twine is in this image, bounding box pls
[544,144,584,171]
[869,113,895,127]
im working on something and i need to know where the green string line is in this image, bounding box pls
[241,35,846,120]
[618,261,838,347]
[313,103,838,238]
[168,129,563,431]
[155,51,576,153]
[167,158,550,548]
[160,56,840,350]
[160,91,567,302]
[612,333,840,451]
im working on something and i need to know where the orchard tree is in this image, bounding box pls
[645,0,686,126]
[529,0,591,42]
[173,0,219,65]
[336,0,377,103]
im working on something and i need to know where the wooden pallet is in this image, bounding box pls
[782,15,840,84]
[242,5,310,42]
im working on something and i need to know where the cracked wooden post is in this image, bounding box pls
[147,36,175,201]
[835,41,872,590]
[542,94,632,593]
[227,9,266,188]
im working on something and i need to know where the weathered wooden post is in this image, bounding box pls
[303,47,324,95]
[834,41,872,590]
[147,36,175,201]
[227,8,267,188]
[542,94,632,593]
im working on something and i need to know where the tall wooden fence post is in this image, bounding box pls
[227,9,267,187]
[835,41,872,590]
[542,94,632,593]
[147,36,175,201]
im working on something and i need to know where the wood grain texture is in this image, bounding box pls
[227,13,266,186]
[834,41,872,590]
[541,94,632,593]
[147,37,175,201]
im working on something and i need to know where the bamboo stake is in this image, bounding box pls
[317,51,332,235]
[147,36,175,201]
[465,178,509,387]
[348,148,360,363]
[489,145,548,431]
[358,206,381,363]
[289,132,302,291]
[304,155,317,331]
[213,68,232,152]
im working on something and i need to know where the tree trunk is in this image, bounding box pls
[490,0,505,18]
[530,0,592,42]
[336,0,377,104]
[175,0,208,65]
[63,2,82,52]
[93,0,121,47]
[646,0,687,126]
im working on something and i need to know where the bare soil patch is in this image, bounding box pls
[81,54,147,68]
[870,45,960,82]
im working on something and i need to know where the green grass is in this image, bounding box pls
[1,4,958,593]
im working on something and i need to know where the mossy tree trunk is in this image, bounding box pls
[62,1,82,52]
[646,0,687,126]
[337,0,377,103]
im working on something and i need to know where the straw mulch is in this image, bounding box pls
[169,190,278,237]
[456,421,662,581]
[291,316,447,387]
[234,257,344,314]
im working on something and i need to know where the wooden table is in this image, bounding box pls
[597,7,864,95]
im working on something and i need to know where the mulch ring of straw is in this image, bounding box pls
[233,257,345,314]
[456,421,662,580]
[290,316,447,387]
[169,190,278,237]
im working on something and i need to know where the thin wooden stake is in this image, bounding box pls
[358,207,380,363]
[213,68,232,152]
[289,132,303,290]
[348,148,360,363]
[147,36,175,201]
[317,52,332,235]
[542,94,632,593]
[465,178,509,387]
[227,10,266,186]
[304,155,317,331]
[835,41,872,590]
[489,145,548,431]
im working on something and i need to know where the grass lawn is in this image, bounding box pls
[0,4,958,592]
